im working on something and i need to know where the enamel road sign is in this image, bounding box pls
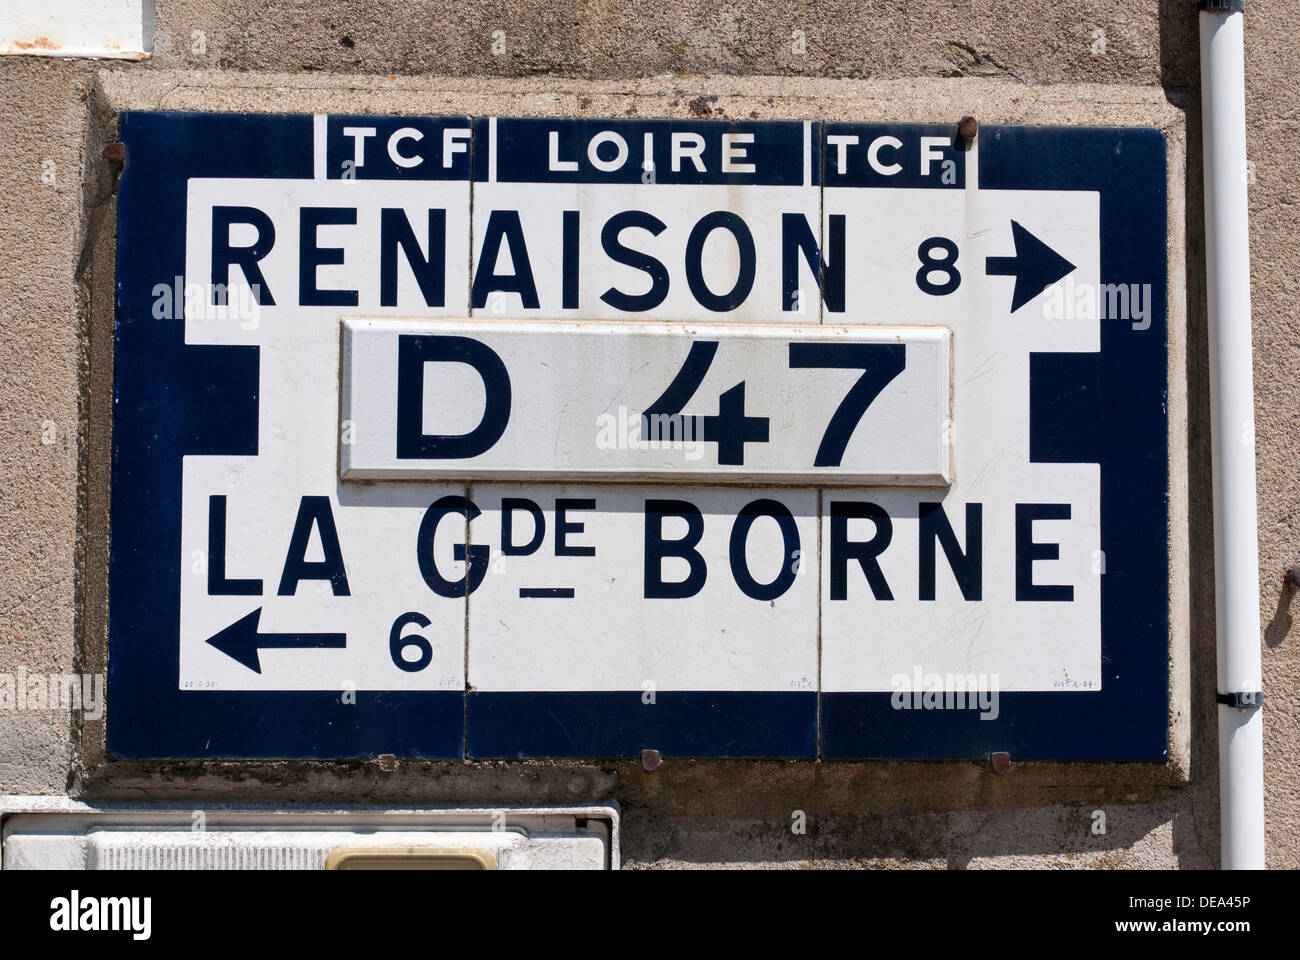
[110,112,1169,760]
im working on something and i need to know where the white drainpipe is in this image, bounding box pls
[1199,0,1266,869]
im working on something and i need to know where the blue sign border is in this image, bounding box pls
[108,114,1168,761]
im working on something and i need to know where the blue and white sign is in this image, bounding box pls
[110,112,1169,760]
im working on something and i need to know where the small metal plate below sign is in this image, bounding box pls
[341,319,951,484]
[109,112,1170,762]
[325,847,496,870]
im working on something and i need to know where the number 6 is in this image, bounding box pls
[389,611,433,672]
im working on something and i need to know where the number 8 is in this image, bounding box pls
[916,236,961,296]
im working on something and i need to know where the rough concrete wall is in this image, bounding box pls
[145,0,1188,85]
[0,0,1295,869]
[0,58,99,795]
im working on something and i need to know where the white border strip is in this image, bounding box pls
[313,114,327,180]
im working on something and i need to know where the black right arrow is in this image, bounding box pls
[205,607,346,674]
[985,220,1077,313]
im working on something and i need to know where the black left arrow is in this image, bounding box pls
[205,607,346,674]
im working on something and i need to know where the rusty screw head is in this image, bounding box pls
[990,751,1011,774]
[641,748,661,772]
[957,116,978,146]
[102,142,126,163]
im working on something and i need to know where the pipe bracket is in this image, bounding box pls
[1216,691,1263,708]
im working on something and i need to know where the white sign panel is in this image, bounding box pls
[341,319,951,484]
